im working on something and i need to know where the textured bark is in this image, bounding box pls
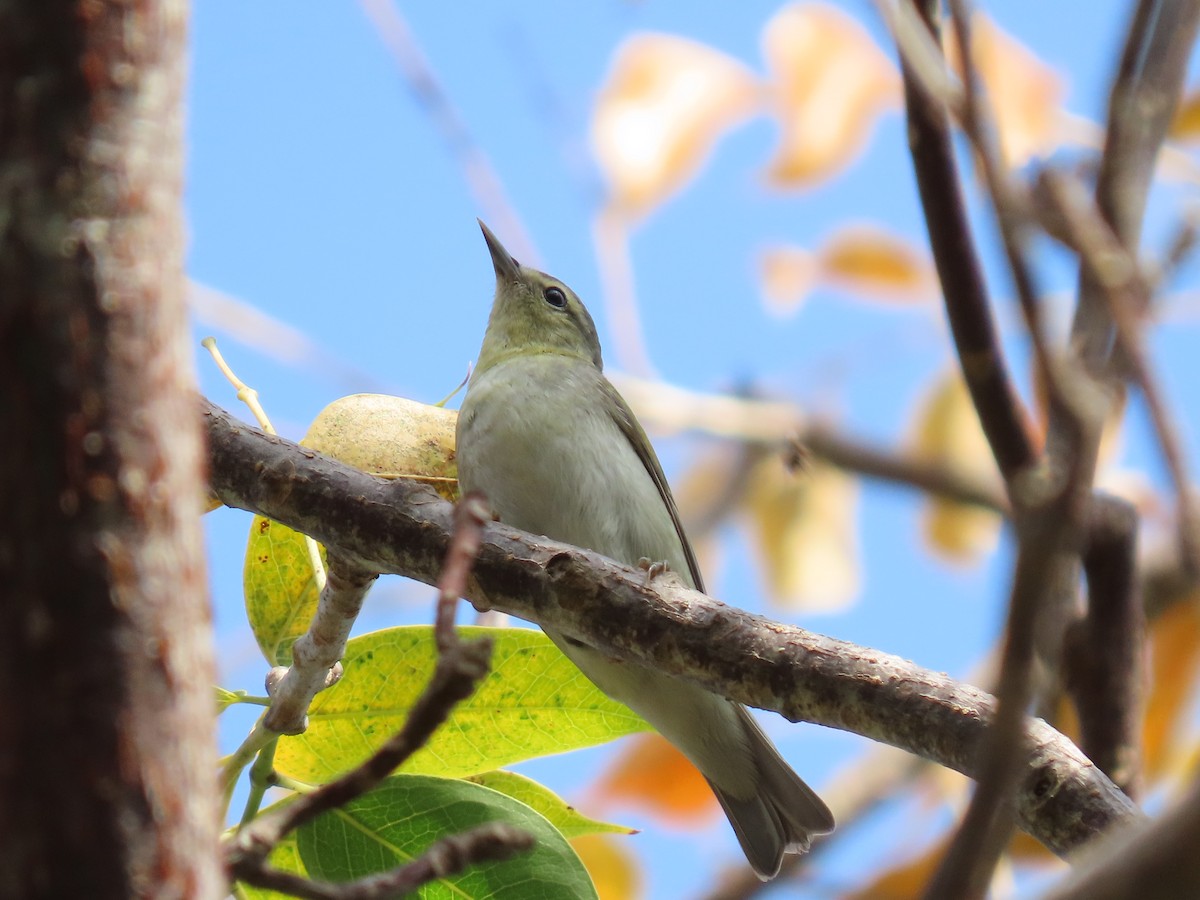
[0,2,219,898]
[204,401,1141,858]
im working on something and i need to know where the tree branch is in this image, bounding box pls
[203,398,1139,857]
[898,0,1039,485]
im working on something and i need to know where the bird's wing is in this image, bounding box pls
[600,376,706,593]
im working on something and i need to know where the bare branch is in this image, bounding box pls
[204,399,1140,857]
[1043,780,1200,900]
[1073,0,1200,372]
[896,0,1040,484]
[264,555,378,735]
[1064,495,1144,795]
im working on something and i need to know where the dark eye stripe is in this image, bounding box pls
[543,286,567,309]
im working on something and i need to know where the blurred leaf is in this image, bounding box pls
[674,444,753,580]
[911,371,1002,563]
[296,774,598,899]
[244,516,324,666]
[1144,596,1200,778]
[592,33,759,215]
[589,733,719,825]
[571,834,643,900]
[759,245,819,316]
[466,771,635,838]
[817,224,938,302]
[1008,828,1060,865]
[762,2,899,187]
[1171,88,1200,142]
[744,456,861,611]
[275,627,649,783]
[948,14,1065,165]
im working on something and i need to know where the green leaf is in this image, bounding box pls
[274,626,647,782]
[296,774,598,899]
[243,516,325,665]
[465,771,635,838]
[215,686,246,714]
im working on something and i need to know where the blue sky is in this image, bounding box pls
[191,2,1199,896]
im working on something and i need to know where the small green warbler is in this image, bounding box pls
[456,221,833,879]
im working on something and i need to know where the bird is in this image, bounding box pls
[455,220,833,879]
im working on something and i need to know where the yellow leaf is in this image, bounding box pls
[817,224,938,302]
[592,34,759,215]
[744,456,861,611]
[303,393,458,499]
[589,733,720,825]
[1171,88,1200,142]
[948,14,1065,165]
[911,371,1002,563]
[762,2,899,187]
[758,245,819,316]
[571,834,643,900]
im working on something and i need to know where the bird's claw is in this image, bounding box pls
[637,557,670,584]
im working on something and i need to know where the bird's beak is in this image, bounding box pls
[478,219,521,283]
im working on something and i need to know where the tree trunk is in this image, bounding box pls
[0,1,220,897]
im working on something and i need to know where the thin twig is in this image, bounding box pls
[614,375,1010,512]
[234,823,534,900]
[1037,169,1200,574]
[358,0,539,267]
[802,426,1008,514]
[436,493,492,651]
[1073,0,1200,372]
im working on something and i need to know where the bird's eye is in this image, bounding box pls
[543,287,568,309]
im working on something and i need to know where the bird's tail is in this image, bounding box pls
[707,706,835,880]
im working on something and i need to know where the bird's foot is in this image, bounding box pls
[636,557,671,585]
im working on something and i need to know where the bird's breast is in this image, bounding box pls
[457,356,690,581]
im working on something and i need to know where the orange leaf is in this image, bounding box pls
[589,733,720,825]
[948,14,1065,165]
[846,834,949,899]
[910,371,1002,563]
[1144,597,1200,778]
[592,34,759,215]
[1171,89,1200,142]
[817,224,938,302]
[762,2,899,187]
[758,245,819,316]
[571,834,643,900]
